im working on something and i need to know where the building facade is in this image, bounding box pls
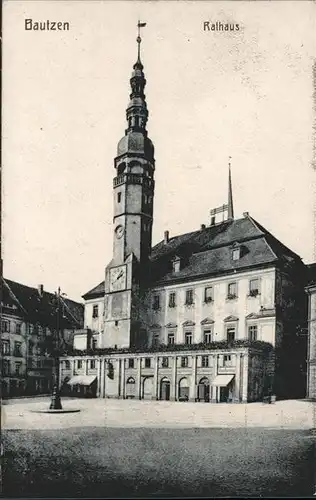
[60,31,307,402]
[1,279,84,398]
[306,263,316,399]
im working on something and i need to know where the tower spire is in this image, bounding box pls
[228,157,234,220]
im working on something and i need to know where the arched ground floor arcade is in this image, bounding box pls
[60,346,274,403]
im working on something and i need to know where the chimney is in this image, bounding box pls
[200,224,206,230]
[164,230,169,244]
[38,284,44,297]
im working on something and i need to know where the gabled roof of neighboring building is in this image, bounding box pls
[82,281,105,300]
[2,278,84,329]
[82,214,304,298]
[306,263,316,287]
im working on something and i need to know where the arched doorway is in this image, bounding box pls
[143,377,154,400]
[197,377,210,402]
[126,377,136,399]
[178,377,189,401]
[160,377,170,401]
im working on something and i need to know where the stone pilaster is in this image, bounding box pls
[153,356,159,400]
[137,357,142,399]
[234,353,241,402]
[120,358,126,398]
[85,359,89,376]
[97,358,102,397]
[171,356,177,400]
[211,354,218,403]
[241,353,248,402]
[190,355,197,401]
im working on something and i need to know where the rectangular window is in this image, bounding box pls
[167,333,175,345]
[223,355,232,366]
[92,305,99,318]
[2,360,10,376]
[92,339,98,350]
[227,328,235,343]
[1,320,9,333]
[185,289,194,305]
[117,192,121,203]
[248,325,258,341]
[90,360,96,369]
[152,334,160,347]
[2,340,10,355]
[65,360,71,370]
[128,358,135,369]
[28,342,33,356]
[227,282,237,299]
[152,295,160,310]
[168,292,176,308]
[15,362,22,376]
[145,358,151,368]
[249,279,259,297]
[185,332,192,345]
[15,323,22,334]
[14,341,22,357]
[77,360,82,369]
[181,356,188,368]
[201,355,209,368]
[203,330,212,344]
[162,357,169,368]
[204,287,213,303]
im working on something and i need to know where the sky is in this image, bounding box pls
[3,0,316,302]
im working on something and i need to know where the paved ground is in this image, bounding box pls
[2,397,316,497]
[2,396,315,430]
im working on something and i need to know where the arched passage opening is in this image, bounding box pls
[126,377,136,399]
[178,377,189,401]
[160,377,170,401]
[142,376,154,400]
[197,377,210,402]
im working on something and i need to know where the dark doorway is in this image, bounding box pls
[197,378,210,402]
[160,379,170,401]
[220,386,229,402]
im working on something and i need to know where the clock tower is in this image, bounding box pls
[103,24,155,349]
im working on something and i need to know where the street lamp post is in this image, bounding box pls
[49,287,65,410]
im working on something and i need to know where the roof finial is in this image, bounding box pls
[136,21,147,63]
[228,156,234,220]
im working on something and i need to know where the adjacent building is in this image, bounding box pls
[306,263,316,399]
[60,31,307,402]
[1,278,84,397]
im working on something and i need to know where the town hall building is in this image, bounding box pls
[60,28,307,403]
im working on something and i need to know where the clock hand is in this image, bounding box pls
[115,272,123,281]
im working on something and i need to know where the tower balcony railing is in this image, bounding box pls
[113,173,154,189]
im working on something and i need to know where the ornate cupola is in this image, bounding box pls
[112,22,155,264]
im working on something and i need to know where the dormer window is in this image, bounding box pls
[172,256,181,273]
[232,248,240,260]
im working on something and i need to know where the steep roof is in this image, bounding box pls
[82,214,303,297]
[307,263,316,287]
[2,278,84,329]
[82,281,105,300]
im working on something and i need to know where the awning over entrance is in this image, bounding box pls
[212,375,235,387]
[67,375,97,386]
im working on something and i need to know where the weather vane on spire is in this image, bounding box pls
[137,20,147,60]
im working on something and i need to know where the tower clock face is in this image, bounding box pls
[115,225,124,239]
[109,265,127,292]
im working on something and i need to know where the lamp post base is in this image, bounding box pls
[49,385,62,410]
